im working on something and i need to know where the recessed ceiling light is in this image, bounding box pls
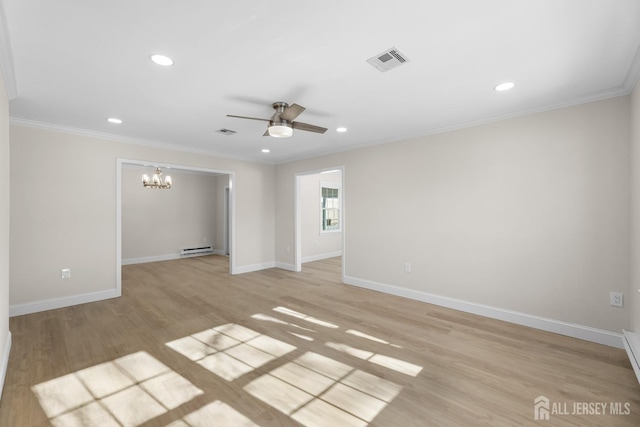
[336,127,348,133]
[261,149,270,153]
[494,82,515,92]
[150,54,173,66]
[107,117,122,124]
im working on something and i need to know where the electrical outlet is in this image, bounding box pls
[404,262,412,273]
[61,268,71,279]
[610,292,623,308]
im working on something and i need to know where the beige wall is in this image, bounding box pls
[122,167,219,261]
[4,91,634,339]
[10,125,275,307]
[0,66,10,396]
[631,83,640,333]
[276,96,631,333]
[300,171,342,261]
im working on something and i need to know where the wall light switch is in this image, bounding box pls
[61,268,71,279]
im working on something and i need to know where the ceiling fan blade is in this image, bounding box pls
[280,103,305,121]
[292,121,328,134]
[226,114,270,122]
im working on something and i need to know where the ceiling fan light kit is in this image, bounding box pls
[268,122,293,138]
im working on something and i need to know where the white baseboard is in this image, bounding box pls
[122,251,219,265]
[302,251,343,264]
[122,254,181,265]
[9,289,120,317]
[213,249,227,256]
[233,262,276,275]
[623,330,640,384]
[0,331,11,402]
[343,275,624,349]
[275,262,296,271]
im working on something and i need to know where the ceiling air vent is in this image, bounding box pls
[366,47,410,72]
[216,128,236,135]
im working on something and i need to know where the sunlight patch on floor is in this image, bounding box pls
[166,323,297,381]
[251,312,318,342]
[288,332,314,341]
[32,351,204,427]
[325,342,423,377]
[273,306,339,329]
[244,351,403,427]
[293,398,368,427]
[251,313,317,333]
[369,354,423,377]
[345,329,402,348]
[159,309,417,426]
[166,400,259,427]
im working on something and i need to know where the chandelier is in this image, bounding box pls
[142,167,172,189]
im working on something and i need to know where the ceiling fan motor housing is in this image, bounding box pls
[272,102,289,112]
[268,102,294,137]
[227,101,327,137]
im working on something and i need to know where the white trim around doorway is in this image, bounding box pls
[116,158,237,297]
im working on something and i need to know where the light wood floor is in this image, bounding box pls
[1,255,639,426]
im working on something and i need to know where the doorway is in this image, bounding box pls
[294,167,345,274]
[116,159,236,295]
[224,187,230,256]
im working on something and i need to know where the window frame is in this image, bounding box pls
[320,181,342,234]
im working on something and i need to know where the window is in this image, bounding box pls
[320,182,341,232]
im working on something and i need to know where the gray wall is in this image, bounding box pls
[3,83,637,351]
[276,96,631,334]
[9,125,275,307]
[122,167,220,262]
[300,171,342,262]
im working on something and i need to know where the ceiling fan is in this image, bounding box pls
[227,102,327,138]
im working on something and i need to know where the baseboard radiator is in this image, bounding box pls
[180,245,213,256]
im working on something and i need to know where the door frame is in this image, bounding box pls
[116,158,236,295]
[294,166,345,274]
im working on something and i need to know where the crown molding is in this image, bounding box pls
[276,86,631,165]
[0,1,17,99]
[9,117,273,164]
[623,44,640,93]
[8,84,634,168]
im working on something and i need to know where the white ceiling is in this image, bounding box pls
[2,0,640,164]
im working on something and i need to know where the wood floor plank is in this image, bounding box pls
[1,255,639,426]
